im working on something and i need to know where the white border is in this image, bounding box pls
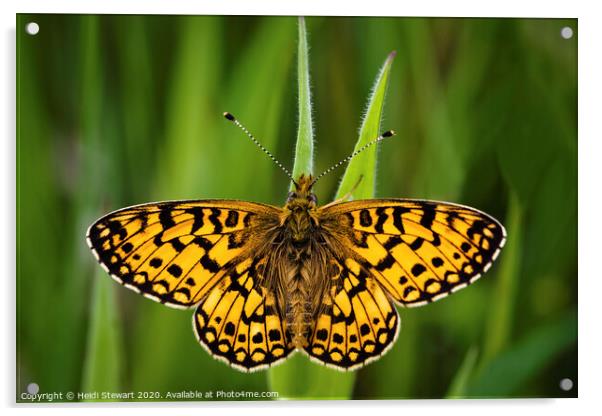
[4,1,600,416]
[11,0,580,18]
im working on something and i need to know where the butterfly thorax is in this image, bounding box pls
[282,174,319,243]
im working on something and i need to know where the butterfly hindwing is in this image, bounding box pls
[304,255,399,370]
[194,256,294,371]
[322,199,506,307]
[86,200,280,308]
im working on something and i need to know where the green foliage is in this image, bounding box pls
[336,51,396,200]
[290,17,314,184]
[445,346,479,398]
[16,15,577,401]
[82,274,123,396]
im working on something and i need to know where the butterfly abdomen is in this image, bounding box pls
[283,246,314,349]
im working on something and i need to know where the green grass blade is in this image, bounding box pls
[336,51,396,199]
[290,16,314,184]
[82,272,123,397]
[481,191,522,366]
[445,346,479,398]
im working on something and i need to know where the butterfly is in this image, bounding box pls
[86,113,506,372]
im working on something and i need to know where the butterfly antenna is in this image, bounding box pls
[311,130,396,187]
[224,112,297,185]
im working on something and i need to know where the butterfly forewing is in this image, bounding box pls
[86,200,280,308]
[321,199,506,307]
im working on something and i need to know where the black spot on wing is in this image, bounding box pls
[159,207,176,229]
[431,257,444,267]
[170,237,186,253]
[150,257,163,268]
[374,207,387,233]
[268,329,281,342]
[200,255,220,273]
[107,220,127,241]
[167,264,182,278]
[376,254,396,271]
[193,236,213,250]
[383,235,402,250]
[224,322,235,336]
[420,204,436,229]
[467,219,487,240]
[359,209,372,227]
[225,210,239,227]
[411,263,426,277]
[187,207,205,234]
[316,329,328,341]
[208,208,223,234]
[392,206,410,233]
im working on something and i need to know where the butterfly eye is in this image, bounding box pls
[308,194,318,204]
[287,192,297,201]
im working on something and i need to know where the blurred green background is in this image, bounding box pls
[17,15,577,401]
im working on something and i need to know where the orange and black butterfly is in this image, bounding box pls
[86,113,505,372]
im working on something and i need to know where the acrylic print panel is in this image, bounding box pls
[16,14,577,402]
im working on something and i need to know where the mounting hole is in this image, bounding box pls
[559,378,573,391]
[560,26,573,39]
[25,22,40,35]
[27,382,39,394]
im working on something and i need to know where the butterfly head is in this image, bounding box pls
[287,174,318,210]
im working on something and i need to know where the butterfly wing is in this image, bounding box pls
[86,200,280,308]
[303,254,399,370]
[193,255,294,371]
[320,199,506,307]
